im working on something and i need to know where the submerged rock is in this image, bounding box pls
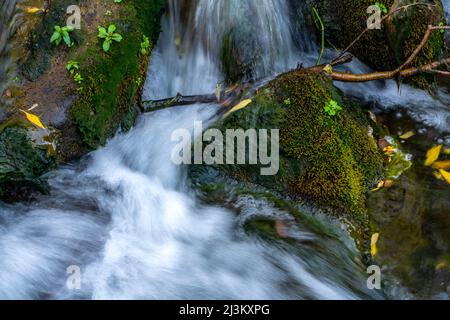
[0,0,165,201]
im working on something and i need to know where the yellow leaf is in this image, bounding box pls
[439,169,450,185]
[371,233,380,257]
[25,7,43,14]
[443,148,450,155]
[323,64,333,74]
[223,99,252,118]
[432,160,450,170]
[424,145,442,166]
[20,109,45,129]
[399,130,415,140]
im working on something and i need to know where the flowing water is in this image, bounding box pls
[0,0,448,299]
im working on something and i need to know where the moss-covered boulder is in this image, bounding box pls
[70,0,165,149]
[192,69,385,244]
[0,125,54,202]
[311,0,446,87]
[14,0,165,155]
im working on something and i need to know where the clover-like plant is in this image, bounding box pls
[66,60,79,75]
[50,25,74,47]
[324,99,343,116]
[98,24,122,52]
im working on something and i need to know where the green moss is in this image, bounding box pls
[0,126,54,202]
[212,69,384,243]
[20,0,86,80]
[70,0,165,148]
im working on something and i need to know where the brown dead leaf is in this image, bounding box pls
[275,220,288,238]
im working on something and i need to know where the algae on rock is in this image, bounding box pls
[193,69,385,244]
[0,126,54,202]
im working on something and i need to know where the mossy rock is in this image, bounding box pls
[18,0,165,152]
[195,69,384,244]
[311,0,446,88]
[70,0,165,148]
[0,126,54,202]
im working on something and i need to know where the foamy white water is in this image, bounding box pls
[1,0,448,300]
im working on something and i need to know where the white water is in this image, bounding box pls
[0,102,376,299]
[1,0,448,300]
[145,0,310,100]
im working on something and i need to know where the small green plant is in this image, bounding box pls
[374,2,388,14]
[98,24,122,52]
[73,72,83,85]
[50,25,74,47]
[283,98,291,106]
[135,76,142,86]
[438,22,446,34]
[324,99,342,116]
[66,60,79,75]
[140,35,151,55]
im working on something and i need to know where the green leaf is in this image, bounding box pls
[108,24,116,34]
[63,33,71,46]
[98,27,108,38]
[50,32,61,44]
[111,33,122,42]
[103,39,111,52]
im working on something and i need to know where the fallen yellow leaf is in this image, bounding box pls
[20,109,45,129]
[223,99,252,118]
[432,160,450,170]
[25,7,43,14]
[424,145,442,166]
[399,131,415,140]
[371,233,380,257]
[439,169,450,184]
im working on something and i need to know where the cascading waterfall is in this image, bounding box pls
[145,0,314,100]
[0,0,382,299]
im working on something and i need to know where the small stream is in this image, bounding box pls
[0,0,448,299]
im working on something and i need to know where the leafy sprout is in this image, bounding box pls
[98,24,123,52]
[50,25,74,47]
[324,99,343,116]
[374,2,388,14]
[66,60,79,75]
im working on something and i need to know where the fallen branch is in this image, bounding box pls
[329,57,450,82]
[142,93,218,111]
[327,25,449,82]
[332,2,436,64]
